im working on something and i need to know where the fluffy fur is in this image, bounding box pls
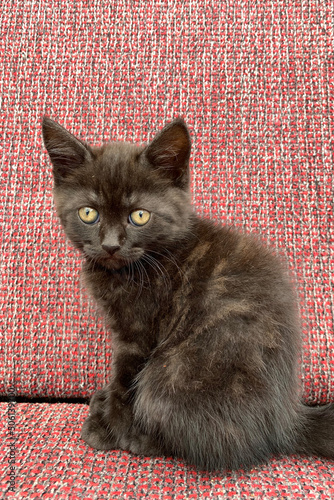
[42,116,334,471]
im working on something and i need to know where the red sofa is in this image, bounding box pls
[1,0,333,498]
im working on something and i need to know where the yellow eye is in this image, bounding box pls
[129,209,151,226]
[78,207,99,224]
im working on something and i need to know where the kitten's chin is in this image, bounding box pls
[89,255,128,271]
[102,258,128,270]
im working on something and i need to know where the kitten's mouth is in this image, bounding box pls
[100,249,144,270]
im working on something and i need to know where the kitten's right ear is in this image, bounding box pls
[144,119,191,188]
[42,117,92,184]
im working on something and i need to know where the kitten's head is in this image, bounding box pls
[42,117,193,270]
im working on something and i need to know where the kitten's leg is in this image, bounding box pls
[81,352,162,456]
[81,385,126,450]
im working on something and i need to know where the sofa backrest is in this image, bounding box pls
[1,0,333,403]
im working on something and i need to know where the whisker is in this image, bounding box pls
[149,248,189,284]
[133,261,144,300]
[138,259,150,287]
[142,254,170,295]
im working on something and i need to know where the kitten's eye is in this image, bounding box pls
[129,209,151,226]
[78,207,100,224]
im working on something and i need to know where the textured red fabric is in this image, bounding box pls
[1,2,334,495]
[1,1,333,402]
[0,402,334,499]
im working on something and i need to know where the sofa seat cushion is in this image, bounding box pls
[1,0,333,403]
[1,402,334,499]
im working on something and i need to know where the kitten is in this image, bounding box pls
[42,117,334,471]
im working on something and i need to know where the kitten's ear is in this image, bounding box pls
[42,117,92,184]
[144,119,191,188]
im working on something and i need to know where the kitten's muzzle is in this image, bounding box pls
[102,244,121,256]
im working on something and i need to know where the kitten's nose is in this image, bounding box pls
[102,244,120,256]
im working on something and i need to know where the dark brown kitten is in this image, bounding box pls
[42,117,334,471]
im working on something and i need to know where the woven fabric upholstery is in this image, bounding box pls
[1,0,333,402]
[1,0,334,497]
[1,403,333,499]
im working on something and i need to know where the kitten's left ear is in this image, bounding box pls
[144,119,191,188]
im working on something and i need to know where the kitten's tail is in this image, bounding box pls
[294,402,334,458]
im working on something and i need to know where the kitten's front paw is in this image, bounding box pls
[81,414,116,450]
